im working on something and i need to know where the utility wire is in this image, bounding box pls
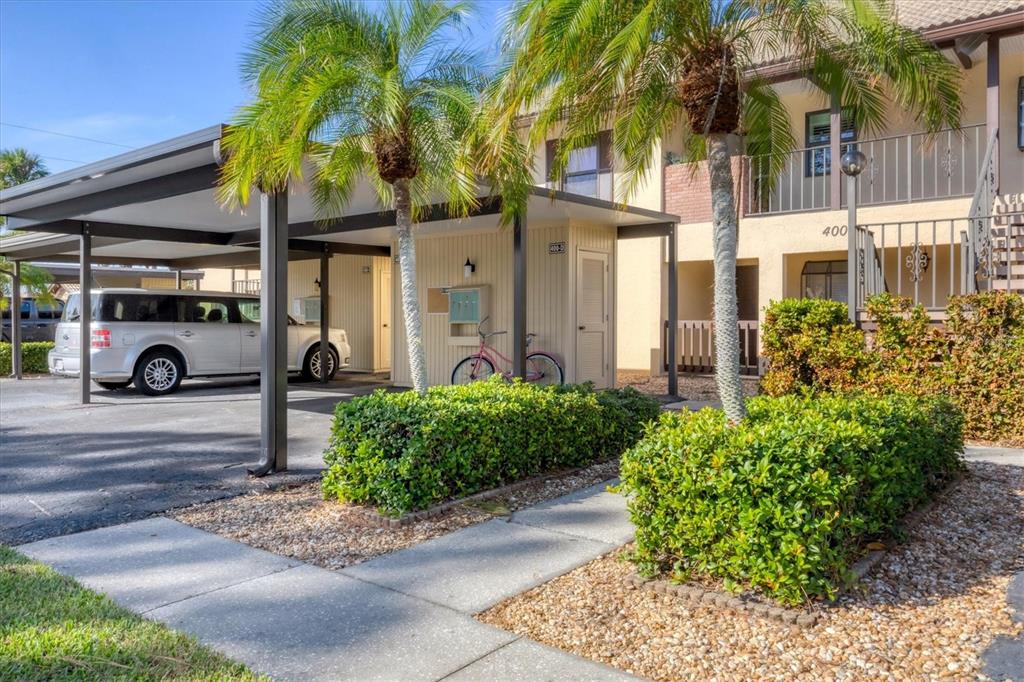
[0,122,134,148]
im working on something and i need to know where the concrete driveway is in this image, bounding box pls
[0,373,391,545]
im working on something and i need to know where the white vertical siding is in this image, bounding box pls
[286,254,387,372]
[391,221,615,388]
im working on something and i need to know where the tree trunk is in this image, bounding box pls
[706,133,745,422]
[394,178,428,393]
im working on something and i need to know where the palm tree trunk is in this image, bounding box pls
[393,178,428,393]
[706,133,745,422]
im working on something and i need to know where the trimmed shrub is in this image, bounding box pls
[322,379,659,515]
[0,342,53,375]
[761,292,1024,444]
[621,393,963,605]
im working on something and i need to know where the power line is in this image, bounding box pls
[0,122,134,149]
[41,154,89,165]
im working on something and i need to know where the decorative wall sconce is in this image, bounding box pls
[361,265,371,274]
[314,277,321,290]
[464,258,476,279]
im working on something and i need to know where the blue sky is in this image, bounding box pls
[0,0,510,174]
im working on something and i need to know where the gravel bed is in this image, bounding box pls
[617,371,760,403]
[479,461,1024,681]
[171,460,620,571]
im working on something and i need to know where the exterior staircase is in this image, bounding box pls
[990,194,1024,293]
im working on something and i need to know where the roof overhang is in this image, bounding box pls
[0,125,678,269]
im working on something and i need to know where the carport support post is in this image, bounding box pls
[667,224,678,397]
[513,213,527,379]
[10,261,22,379]
[252,189,288,475]
[319,247,330,384]
[80,230,92,404]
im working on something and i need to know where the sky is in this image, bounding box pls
[0,0,511,174]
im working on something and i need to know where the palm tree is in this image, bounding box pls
[219,0,507,393]
[491,0,962,421]
[1,148,52,312]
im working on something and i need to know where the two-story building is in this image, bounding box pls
[532,1,1024,377]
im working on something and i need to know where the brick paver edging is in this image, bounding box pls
[629,470,967,629]
[349,461,617,528]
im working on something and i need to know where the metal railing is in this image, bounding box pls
[663,319,760,375]
[233,278,261,295]
[746,124,985,216]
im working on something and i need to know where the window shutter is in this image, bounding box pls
[598,130,613,171]
[546,139,557,181]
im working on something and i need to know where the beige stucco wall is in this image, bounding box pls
[391,221,616,388]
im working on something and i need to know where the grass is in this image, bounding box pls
[0,546,265,681]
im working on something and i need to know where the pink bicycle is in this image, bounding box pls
[451,316,564,385]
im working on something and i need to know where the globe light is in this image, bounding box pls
[840,149,868,177]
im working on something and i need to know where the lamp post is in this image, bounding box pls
[840,148,867,322]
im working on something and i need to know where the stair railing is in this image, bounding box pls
[965,128,998,293]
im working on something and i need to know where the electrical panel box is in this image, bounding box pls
[300,296,321,325]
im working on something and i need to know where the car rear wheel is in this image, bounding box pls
[302,346,339,382]
[94,380,131,390]
[133,351,183,396]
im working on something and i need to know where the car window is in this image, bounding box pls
[237,299,260,323]
[36,301,64,319]
[184,298,231,324]
[20,301,32,319]
[97,294,179,322]
[61,294,100,322]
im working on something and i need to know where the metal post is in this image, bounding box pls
[175,269,182,290]
[847,174,858,322]
[80,230,92,404]
[512,213,527,379]
[986,34,1000,194]
[319,247,330,385]
[250,189,288,476]
[667,224,679,397]
[830,93,842,210]
[10,261,22,379]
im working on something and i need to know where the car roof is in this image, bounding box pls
[78,288,259,300]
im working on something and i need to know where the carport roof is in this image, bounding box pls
[0,124,679,267]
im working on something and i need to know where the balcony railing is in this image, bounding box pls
[745,124,986,216]
[233,278,261,295]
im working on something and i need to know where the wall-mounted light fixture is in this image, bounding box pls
[464,258,476,279]
[361,265,371,274]
[314,277,321,290]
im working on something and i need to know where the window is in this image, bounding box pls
[184,298,231,324]
[805,109,856,177]
[97,294,179,322]
[238,299,260,323]
[1018,76,1023,150]
[800,260,848,303]
[545,131,613,199]
[36,301,64,319]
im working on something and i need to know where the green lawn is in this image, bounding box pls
[0,546,264,681]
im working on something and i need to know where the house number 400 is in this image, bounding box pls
[822,225,848,237]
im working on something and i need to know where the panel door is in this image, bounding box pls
[378,269,392,370]
[575,249,610,387]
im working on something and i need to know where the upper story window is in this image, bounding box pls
[805,108,857,177]
[545,131,613,200]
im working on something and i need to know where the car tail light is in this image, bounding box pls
[91,328,111,348]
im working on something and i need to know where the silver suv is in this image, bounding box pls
[49,289,351,395]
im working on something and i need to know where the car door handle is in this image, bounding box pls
[245,330,257,337]
[178,330,194,338]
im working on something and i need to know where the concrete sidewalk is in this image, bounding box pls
[19,481,638,681]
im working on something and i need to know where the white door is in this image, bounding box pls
[377,269,392,370]
[175,297,241,374]
[575,250,610,387]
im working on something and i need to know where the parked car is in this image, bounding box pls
[48,289,351,395]
[1,297,65,342]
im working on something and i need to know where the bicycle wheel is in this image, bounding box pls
[451,356,496,384]
[525,352,563,385]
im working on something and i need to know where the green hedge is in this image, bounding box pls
[760,292,1024,444]
[0,342,53,375]
[322,379,660,515]
[620,393,963,605]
